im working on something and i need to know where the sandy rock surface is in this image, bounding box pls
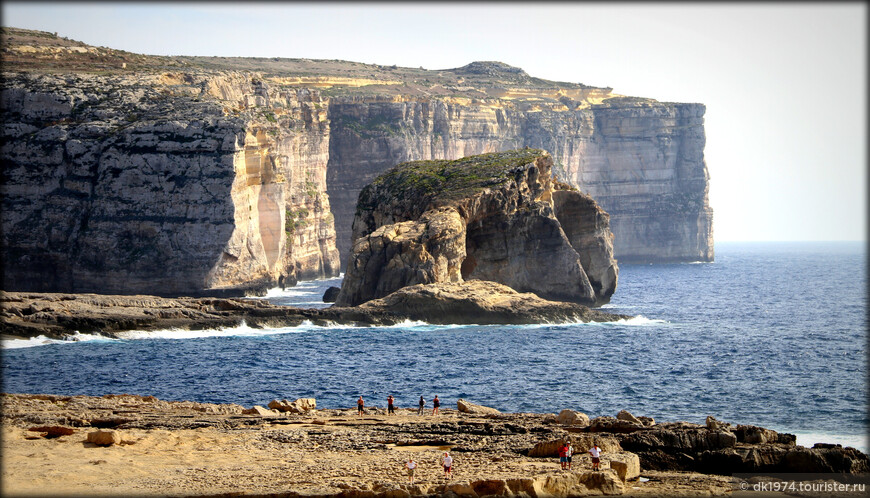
[1,393,737,497]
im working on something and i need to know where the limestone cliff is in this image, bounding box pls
[326,94,713,265]
[2,29,711,296]
[1,69,339,295]
[335,149,618,307]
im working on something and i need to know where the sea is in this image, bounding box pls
[2,241,867,453]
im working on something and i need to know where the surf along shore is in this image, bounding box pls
[3,393,867,497]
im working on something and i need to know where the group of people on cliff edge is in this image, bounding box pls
[356,395,441,417]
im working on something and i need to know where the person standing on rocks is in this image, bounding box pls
[589,442,601,471]
[559,441,569,470]
[565,440,574,470]
[357,396,365,417]
[405,458,417,484]
[387,395,395,415]
[441,451,453,479]
[432,395,440,416]
[418,396,425,415]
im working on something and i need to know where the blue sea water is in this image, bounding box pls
[2,241,867,452]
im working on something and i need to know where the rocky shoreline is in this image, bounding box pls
[2,393,866,497]
[0,286,630,340]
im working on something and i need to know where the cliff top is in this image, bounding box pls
[358,148,547,211]
[1,27,631,106]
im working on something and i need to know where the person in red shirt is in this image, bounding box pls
[559,441,569,470]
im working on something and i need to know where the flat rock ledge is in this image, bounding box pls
[359,281,627,325]
[0,285,628,339]
[2,393,866,497]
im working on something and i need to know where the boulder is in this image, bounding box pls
[322,286,340,303]
[606,452,641,481]
[638,416,656,427]
[242,405,277,416]
[705,415,730,431]
[570,434,622,454]
[528,435,621,457]
[470,479,510,496]
[268,398,317,413]
[457,399,500,415]
[616,410,642,425]
[556,409,590,427]
[86,429,121,446]
[443,481,476,497]
[590,415,644,433]
[733,424,779,444]
[532,470,624,496]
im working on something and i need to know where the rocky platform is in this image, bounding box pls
[2,393,865,497]
[0,286,628,339]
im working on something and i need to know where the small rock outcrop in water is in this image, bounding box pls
[322,286,341,302]
[336,149,618,307]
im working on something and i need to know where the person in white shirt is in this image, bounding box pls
[588,443,602,471]
[441,452,453,478]
[565,441,574,470]
[405,458,417,483]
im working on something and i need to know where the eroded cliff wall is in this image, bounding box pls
[327,97,713,265]
[1,71,339,295]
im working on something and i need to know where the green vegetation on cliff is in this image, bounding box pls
[357,148,546,214]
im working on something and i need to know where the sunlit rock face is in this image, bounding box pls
[335,149,618,307]
[327,97,713,265]
[1,30,711,296]
[0,72,339,295]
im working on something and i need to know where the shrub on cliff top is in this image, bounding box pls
[359,148,546,212]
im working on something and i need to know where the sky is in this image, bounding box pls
[2,2,866,242]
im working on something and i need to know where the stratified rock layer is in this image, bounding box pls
[336,149,618,307]
[1,71,340,295]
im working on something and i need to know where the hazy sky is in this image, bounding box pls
[3,2,866,242]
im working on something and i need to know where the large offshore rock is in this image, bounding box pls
[336,149,618,307]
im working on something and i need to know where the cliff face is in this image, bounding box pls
[0,71,339,295]
[2,30,712,296]
[335,149,618,307]
[327,96,712,265]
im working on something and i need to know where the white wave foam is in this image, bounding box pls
[611,315,668,326]
[114,319,466,340]
[253,273,345,301]
[2,332,117,349]
[547,315,667,327]
[115,321,318,340]
[793,432,868,454]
